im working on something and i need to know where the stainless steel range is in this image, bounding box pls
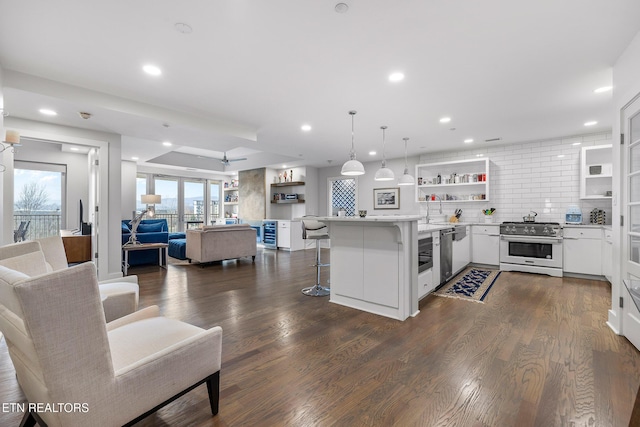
[499,222,563,277]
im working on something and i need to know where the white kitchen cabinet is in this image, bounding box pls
[580,144,612,200]
[563,227,602,276]
[452,226,471,274]
[418,231,441,299]
[602,228,613,282]
[471,225,500,266]
[277,220,304,251]
[415,158,490,203]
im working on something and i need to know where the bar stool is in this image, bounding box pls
[301,217,330,296]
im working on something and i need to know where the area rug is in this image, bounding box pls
[434,267,501,303]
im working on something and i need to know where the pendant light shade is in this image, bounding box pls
[341,110,365,176]
[397,137,415,186]
[374,125,395,181]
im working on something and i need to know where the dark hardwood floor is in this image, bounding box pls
[1,248,640,426]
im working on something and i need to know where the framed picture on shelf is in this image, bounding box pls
[373,188,400,209]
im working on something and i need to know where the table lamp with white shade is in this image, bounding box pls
[126,194,162,245]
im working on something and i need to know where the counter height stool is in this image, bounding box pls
[301,217,330,296]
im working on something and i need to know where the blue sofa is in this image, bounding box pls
[121,219,169,266]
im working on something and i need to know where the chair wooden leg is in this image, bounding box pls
[19,411,39,427]
[206,371,220,415]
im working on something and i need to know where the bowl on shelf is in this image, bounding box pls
[359,210,367,218]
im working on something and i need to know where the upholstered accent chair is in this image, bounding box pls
[0,238,139,322]
[0,263,223,427]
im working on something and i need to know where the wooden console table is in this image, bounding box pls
[122,242,168,275]
[60,230,92,264]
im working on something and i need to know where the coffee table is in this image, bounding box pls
[122,242,169,275]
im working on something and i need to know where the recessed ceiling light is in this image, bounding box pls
[558,154,565,158]
[389,72,405,82]
[143,64,162,76]
[584,121,598,126]
[594,86,612,93]
[335,3,349,13]
[131,156,139,160]
[174,23,193,34]
[439,117,451,123]
[369,151,377,156]
[301,124,312,132]
[162,141,172,146]
[70,147,79,151]
[476,154,484,157]
[572,142,582,146]
[39,108,57,116]
[282,165,287,168]
[464,138,474,143]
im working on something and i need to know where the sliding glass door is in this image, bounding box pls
[136,174,221,232]
[154,177,179,231]
[184,180,205,229]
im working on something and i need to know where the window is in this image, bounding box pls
[329,177,358,217]
[14,161,66,240]
[136,174,222,232]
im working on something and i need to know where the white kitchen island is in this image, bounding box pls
[315,215,420,321]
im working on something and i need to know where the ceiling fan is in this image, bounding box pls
[214,152,247,166]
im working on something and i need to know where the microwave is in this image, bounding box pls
[589,164,612,176]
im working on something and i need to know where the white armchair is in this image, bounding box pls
[0,237,138,322]
[0,262,222,426]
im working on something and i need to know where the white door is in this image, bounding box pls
[622,94,640,350]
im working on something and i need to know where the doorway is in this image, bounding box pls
[622,93,640,349]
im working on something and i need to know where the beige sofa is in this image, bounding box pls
[186,224,256,264]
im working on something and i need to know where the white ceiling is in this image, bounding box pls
[1,0,639,174]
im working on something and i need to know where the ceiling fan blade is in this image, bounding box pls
[227,157,247,162]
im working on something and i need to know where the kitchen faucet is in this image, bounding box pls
[426,195,442,223]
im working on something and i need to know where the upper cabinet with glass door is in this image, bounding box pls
[580,144,613,199]
[415,158,490,203]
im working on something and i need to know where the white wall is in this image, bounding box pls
[317,156,420,216]
[417,133,612,224]
[0,65,14,245]
[609,30,640,333]
[121,160,137,218]
[317,133,612,223]
[266,166,317,220]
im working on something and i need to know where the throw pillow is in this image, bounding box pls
[138,222,164,233]
[0,265,30,318]
[0,251,49,277]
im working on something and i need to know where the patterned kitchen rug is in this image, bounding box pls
[434,267,501,303]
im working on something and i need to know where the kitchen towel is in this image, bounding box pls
[434,267,501,303]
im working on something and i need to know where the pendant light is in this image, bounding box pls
[341,110,365,176]
[397,137,415,186]
[374,126,395,181]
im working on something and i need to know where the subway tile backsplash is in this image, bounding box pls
[418,132,612,224]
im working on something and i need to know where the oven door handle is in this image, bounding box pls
[500,235,563,244]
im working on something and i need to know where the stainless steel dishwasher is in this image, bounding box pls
[440,228,454,284]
